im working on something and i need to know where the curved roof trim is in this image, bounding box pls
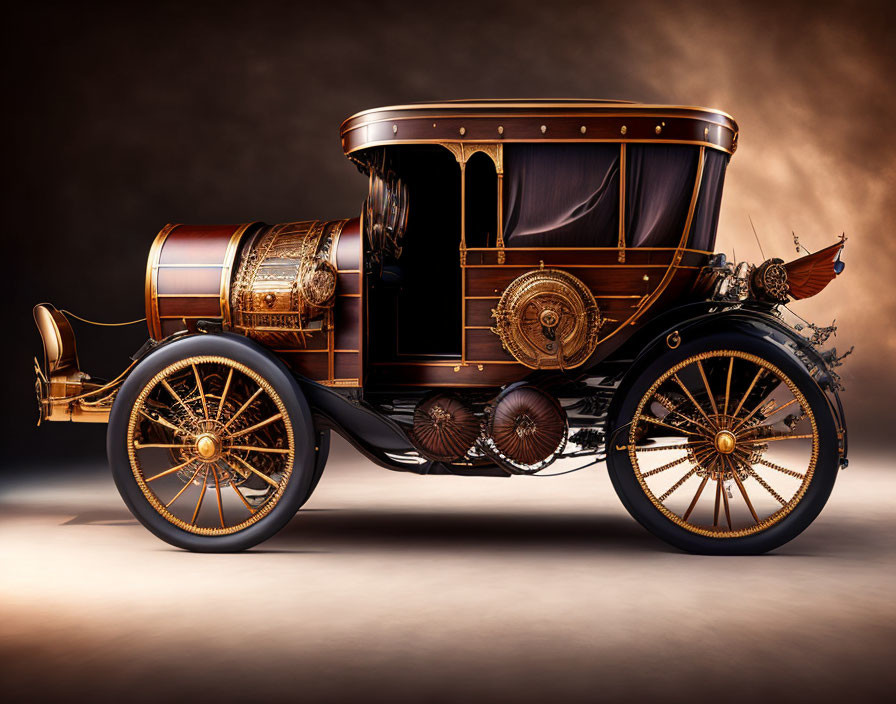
[340,100,739,157]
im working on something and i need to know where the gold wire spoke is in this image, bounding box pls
[724,455,760,524]
[225,445,291,455]
[165,466,203,508]
[137,409,187,434]
[659,468,697,502]
[628,350,819,539]
[227,453,282,489]
[190,468,209,525]
[723,357,734,418]
[215,368,234,422]
[221,387,265,431]
[757,458,805,480]
[640,455,690,478]
[227,413,285,439]
[192,364,210,420]
[145,458,196,483]
[670,374,715,426]
[682,474,709,521]
[731,367,764,419]
[160,379,200,423]
[695,359,719,416]
[126,356,295,536]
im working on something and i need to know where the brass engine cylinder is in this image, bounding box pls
[146,219,348,347]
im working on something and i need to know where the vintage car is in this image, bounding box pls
[33,100,849,554]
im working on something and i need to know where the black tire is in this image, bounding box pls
[107,333,315,552]
[606,331,840,555]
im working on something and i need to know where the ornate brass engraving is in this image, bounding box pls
[230,220,344,348]
[491,269,602,370]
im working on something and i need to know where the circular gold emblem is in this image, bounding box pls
[714,430,737,455]
[492,269,602,369]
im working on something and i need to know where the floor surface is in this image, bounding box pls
[1,438,894,702]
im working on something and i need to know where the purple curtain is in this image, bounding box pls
[624,144,699,248]
[503,143,725,251]
[503,144,620,247]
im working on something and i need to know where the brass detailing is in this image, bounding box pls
[752,258,789,302]
[127,355,295,536]
[714,430,736,455]
[230,220,344,349]
[618,143,626,262]
[627,350,818,538]
[32,304,133,424]
[491,269,602,370]
[666,331,681,349]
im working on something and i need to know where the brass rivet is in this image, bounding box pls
[655,125,662,134]
[580,125,587,134]
[540,124,547,134]
[497,125,504,135]
[477,364,484,371]
[392,124,398,134]
[704,127,709,138]
[459,126,466,136]
[620,125,627,135]
[433,122,437,127]
[643,274,650,281]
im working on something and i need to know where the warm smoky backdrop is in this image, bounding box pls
[2,0,894,466]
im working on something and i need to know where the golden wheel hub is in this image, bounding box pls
[714,430,737,455]
[194,433,220,460]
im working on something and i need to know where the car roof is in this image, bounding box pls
[340,100,739,157]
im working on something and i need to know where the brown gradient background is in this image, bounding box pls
[2,0,894,460]
[2,4,896,702]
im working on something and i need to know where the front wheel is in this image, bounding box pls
[108,334,315,552]
[607,334,840,555]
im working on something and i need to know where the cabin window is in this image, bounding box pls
[464,151,498,249]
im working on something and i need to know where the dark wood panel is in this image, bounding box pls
[156,267,223,294]
[464,266,674,297]
[334,297,360,350]
[465,299,498,327]
[334,352,360,380]
[282,352,329,380]
[335,272,360,296]
[465,329,510,361]
[156,296,221,318]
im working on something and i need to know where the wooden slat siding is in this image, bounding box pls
[147,223,256,339]
[156,296,222,318]
[464,266,677,298]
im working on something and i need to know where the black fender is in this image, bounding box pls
[605,305,847,462]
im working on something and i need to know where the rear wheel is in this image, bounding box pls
[607,334,839,554]
[108,334,315,552]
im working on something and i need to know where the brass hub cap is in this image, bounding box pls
[627,350,819,538]
[126,357,295,536]
[194,433,221,461]
[714,430,736,455]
